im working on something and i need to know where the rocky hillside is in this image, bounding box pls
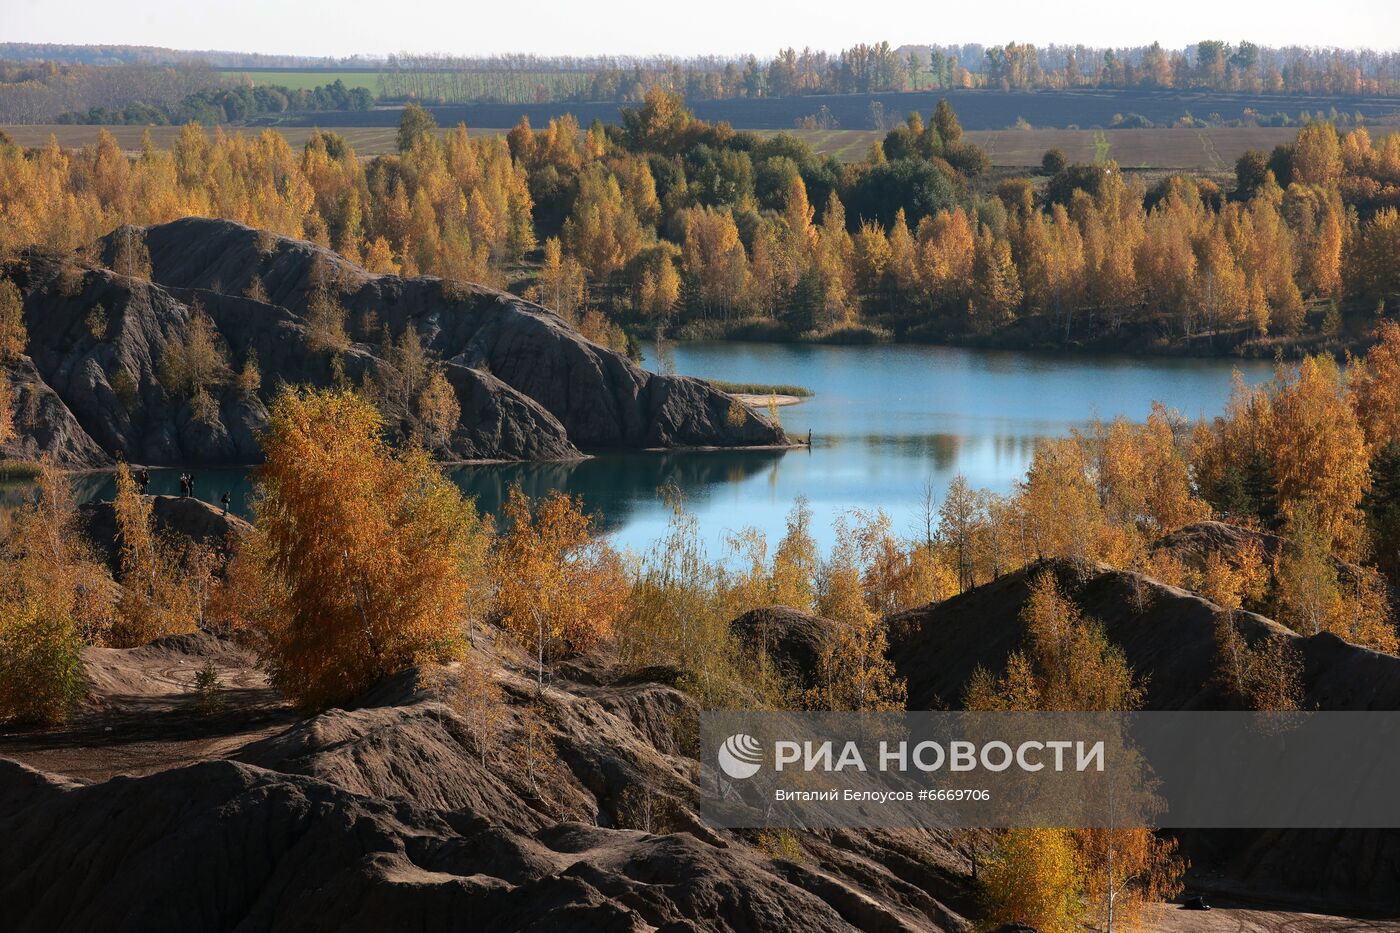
[886,549,1400,912]
[76,495,250,575]
[0,630,974,933]
[1,219,788,467]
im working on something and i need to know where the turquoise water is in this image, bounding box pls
[69,343,1275,556]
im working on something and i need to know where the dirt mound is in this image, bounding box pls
[1,752,963,933]
[129,217,787,452]
[0,631,292,781]
[731,606,838,692]
[1154,520,1287,569]
[77,494,250,573]
[0,356,111,467]
[4,219,787,466]
[888,558,1400,712]
[0,631,973,932]
[887,557,1400,912]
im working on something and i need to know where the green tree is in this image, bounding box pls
[396,104,438,153]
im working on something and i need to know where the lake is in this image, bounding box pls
[64,342,1276,558]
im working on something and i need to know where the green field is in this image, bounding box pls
[217,69,594,103]
[6,123,1302,171]
[219,70,383,92]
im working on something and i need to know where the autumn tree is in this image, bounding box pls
[970,227,1022,333]
[938,474,982,592]
[417,370,460,447]
[769,496,819,611]
[1267,356,1371,557]
[1076,828,1186,933]
[0,278,23,361]
[494,484,627,689]
[419,652,506,767]
[974,572,1144,713]
[159,299,230,422]
[241,387,485,709]
[396,104,438,153]
[0,459,113,724]
[532,237,587,320]
[619,486,784,706]
[981,828,1083,933]
[108,462,214,647]
[304,284,351,355]
[807,514,906,711]
[636,252,681,321]
[1018,437,1105,563]
[1348,321,1400,449]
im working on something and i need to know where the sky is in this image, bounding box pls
[3,0,1397,58]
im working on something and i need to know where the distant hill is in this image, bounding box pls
[0,42,371,69]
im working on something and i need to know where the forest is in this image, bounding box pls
[1,91,1398,354]
[4,38,1400,123]
[377,40,1400,103]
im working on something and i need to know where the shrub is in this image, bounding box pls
[494,483,627,689]
[236,387,486,709]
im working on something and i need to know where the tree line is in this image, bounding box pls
[2,93,1399,350]
[53,78,374,126]
[374,41,1400,104]
[5,38,1399,126]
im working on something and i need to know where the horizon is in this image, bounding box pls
[3,0,1396,60]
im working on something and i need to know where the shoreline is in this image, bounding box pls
[732,393,806,408]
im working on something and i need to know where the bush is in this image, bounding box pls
[0,599,85,726]
[233,387,488,709]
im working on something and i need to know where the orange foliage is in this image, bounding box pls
[243,387,484,709]
[493,484,627,687]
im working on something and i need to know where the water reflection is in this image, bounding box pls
[444,448,785,535]
[54,342,1273,557]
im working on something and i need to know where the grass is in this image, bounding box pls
[707,380,814,398]
[1091,129,1111,164]
[0,460,43,482]
[219,70,383,92]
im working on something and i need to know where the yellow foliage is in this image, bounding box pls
[981,828,1082,933]
[618,487,787,707]
[769,496,819,612]
[1077,828,1186,933]
[0,278,24,362]
[0,460,114,724]
[108,463,215,647]
[494,484,627,687]
[0,374,13,447]
[241,387,485,709]
[968,573,1143,713]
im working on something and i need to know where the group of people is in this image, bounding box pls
[128,467,232,515]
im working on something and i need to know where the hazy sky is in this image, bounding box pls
[4,0,1396,58]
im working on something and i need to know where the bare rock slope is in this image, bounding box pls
[2,219,786,467]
